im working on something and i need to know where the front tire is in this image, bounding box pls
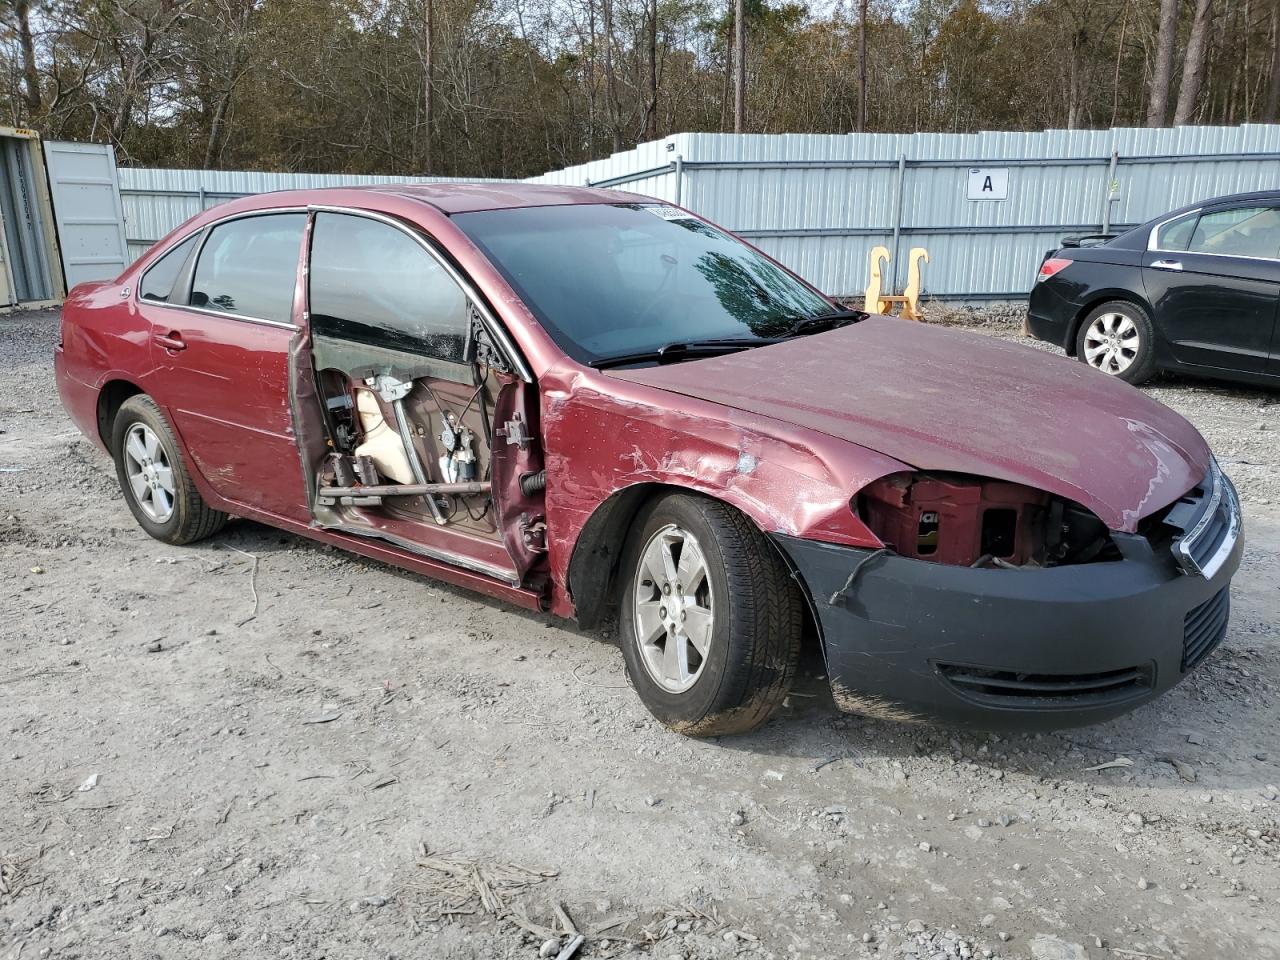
[617,493,802,737]
[1075,300,1157,384]
[111,394,228,545]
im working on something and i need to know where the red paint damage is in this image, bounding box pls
[609,317,1210,533]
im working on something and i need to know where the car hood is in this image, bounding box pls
[608,317,1211,532]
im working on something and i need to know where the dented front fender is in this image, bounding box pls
[539,362,907,619]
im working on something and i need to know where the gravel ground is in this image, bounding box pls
[3,307,1279,960]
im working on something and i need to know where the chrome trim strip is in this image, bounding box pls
[306,204,534,383]
[1147,208,1200,251]
[155,302,297,330]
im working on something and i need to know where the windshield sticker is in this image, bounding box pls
[645,205,697,222]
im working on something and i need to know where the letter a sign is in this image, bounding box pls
[967,167,1009,201]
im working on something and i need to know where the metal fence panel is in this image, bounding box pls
[118,124,1280,299]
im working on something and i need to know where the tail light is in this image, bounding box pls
[1036,257,1072,284]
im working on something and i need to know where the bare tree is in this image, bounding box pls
[1266,0,1280,121]
[858,0,868,131]
[1147,0,1179,125]
[12,0,41,117]
[733,0,744,132]
[1174,0,1215,123]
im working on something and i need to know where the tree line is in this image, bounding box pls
[0,0,1277,179]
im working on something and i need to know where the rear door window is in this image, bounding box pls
[1187,207,1280,260]
[139,235,197,302]
[189,213,306,323]
[308,212,470,362]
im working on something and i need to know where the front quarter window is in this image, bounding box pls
[455,203,838,364]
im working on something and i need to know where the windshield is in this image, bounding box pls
[454,203,839,364]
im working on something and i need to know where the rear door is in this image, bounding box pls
[1143,203,1280,374]
[142,210,310,520]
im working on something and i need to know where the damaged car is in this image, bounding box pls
[55,184,1242,735]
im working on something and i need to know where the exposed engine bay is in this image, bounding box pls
[858,472,1118,569]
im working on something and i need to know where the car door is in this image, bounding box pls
[1142,203,1280,374]
[143,210,311,520]
[303,209,545,584]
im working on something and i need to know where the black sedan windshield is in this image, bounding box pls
[454,203,839,365]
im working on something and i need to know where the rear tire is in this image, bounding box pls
[1074,300,1158,385]
[617,492,802,737]
[111,394,228,545]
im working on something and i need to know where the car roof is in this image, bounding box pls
[234,181,640,216]
[1161,189,1280,220]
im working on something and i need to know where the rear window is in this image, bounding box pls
[1154,213,1197,252]
[189,213,306,324]
[139,235,197,302]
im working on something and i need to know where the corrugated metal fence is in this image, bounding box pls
[120,123,1280,300]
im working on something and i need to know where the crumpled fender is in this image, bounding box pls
[540,362,908,618]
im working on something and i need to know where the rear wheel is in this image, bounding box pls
[617,493,802,737]
[1075,300,1157,385]
[111,394,228,545]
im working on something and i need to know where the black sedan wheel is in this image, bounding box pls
[1075,300,1157,385]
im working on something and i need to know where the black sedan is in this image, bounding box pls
[1028,190,1280,386]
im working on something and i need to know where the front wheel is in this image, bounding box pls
[1075,300,1157,385]
[617,493,803,737]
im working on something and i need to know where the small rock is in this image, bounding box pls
[1186,732,1204,745]
[644,796,660,807]
[1013,862,1026,872]
[1028,934,1087,960]
[862,932,874,943]
[30,566,44,574]
[1127,812,1144,828]
[1138,877,1151,890]
[145,640,163,653]
[918,841,932,852]
[999,931,1011,942]
[361,895,387,907]
[729,810,746,826]
[538,939,561,958]
[977,818,992,828]
[906,919,926,933]
[77,773,99,792]
[979,914,996,927]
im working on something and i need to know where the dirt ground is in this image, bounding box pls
[3,306,1278,960]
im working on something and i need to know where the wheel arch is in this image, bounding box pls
[565,482,810,632]
[1066,292,1154,357]
[96,379,146,446]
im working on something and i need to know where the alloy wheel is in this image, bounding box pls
[1083,312,1140,375]
[123,423,176,522]
[632,523,715,694]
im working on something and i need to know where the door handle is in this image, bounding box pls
[153,331,187,351]
[1151,259,1184,271]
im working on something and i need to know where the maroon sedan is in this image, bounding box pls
[55,184,1242,735]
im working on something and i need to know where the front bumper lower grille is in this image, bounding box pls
[936,662,1153,708]
[1183,586,1229,672]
